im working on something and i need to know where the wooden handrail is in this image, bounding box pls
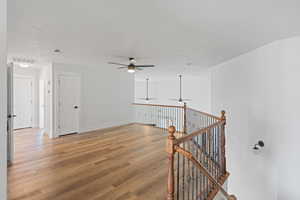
[132,103,184,108]
[174,145,237,200]
[187,107,222,121]
[174,120,225,145]
[166,109,232,200]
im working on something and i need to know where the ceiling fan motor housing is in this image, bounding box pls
[129,57,136,64]
[128,65,135,70]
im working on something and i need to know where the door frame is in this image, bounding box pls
[39,80,45,129]
[7,63,14,164]
[13,74,34,129]
[54,72,81,137]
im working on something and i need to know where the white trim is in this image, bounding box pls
[54,72,81,137]
[39,80,45,129]
[7,63,14,164]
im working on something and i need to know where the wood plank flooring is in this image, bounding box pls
[8,124,169,200]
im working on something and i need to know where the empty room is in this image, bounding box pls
[1,0,300,200]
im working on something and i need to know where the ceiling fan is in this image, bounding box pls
[169,75,191,103]
[138,78,156,101]
[108,57,155,73]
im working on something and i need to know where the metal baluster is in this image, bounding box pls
[177,152,180,200]
[213,125,216,179]
[196,135,198,199]
[187,141,190,199]
[168,107,170,130]
[205,131,208,198]
[176,108,178,134]
[193,140,196,199]
[183,139,185,200]
[166,107,168,130]
[164,107,166,130]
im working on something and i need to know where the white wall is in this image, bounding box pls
[135,71,211,112]
[0,0,7,199]
[52,62,134,136]
[14,67,40,127]
[211,37,300,200]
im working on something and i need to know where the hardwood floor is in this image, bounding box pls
[8,124,169,200]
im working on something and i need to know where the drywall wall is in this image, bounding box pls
[211,37,300,200]
[135,71,211,112]
[0,0,7,199]
[14,67,40,127]
[52,62,134,137]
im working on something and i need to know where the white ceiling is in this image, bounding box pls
[8,0,300,75]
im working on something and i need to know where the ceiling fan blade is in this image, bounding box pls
[117,67,128,69]
[135,65,155,68]
[169,98,191,102]
[135,67,143,71]
[108,62,128,66]
[137,97,157,100]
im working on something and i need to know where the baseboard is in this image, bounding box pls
[133,122,156,126]
[13,127,33,131]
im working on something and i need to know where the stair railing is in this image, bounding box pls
[133,102,236,199]
[133,103,185,132]
[166,107,237,200]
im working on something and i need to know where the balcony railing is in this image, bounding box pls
[133,103,236,200]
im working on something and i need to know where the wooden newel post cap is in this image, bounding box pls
[168,126,176,136]
[228,195,237,200]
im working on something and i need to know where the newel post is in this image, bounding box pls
[183,102,187,134]
[221,110,227,174]
[166,126,176,200]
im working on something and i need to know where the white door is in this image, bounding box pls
[7,63,15,163]
[39,80,45,129]
[58,74,80,136]
[13,76,33,129]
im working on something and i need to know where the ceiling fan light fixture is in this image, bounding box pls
[128,69,135,73]
[128,65,135,73]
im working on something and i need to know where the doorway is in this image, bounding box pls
[56,74,81,136]
[7,64,47,165]
[13,76,33,129]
